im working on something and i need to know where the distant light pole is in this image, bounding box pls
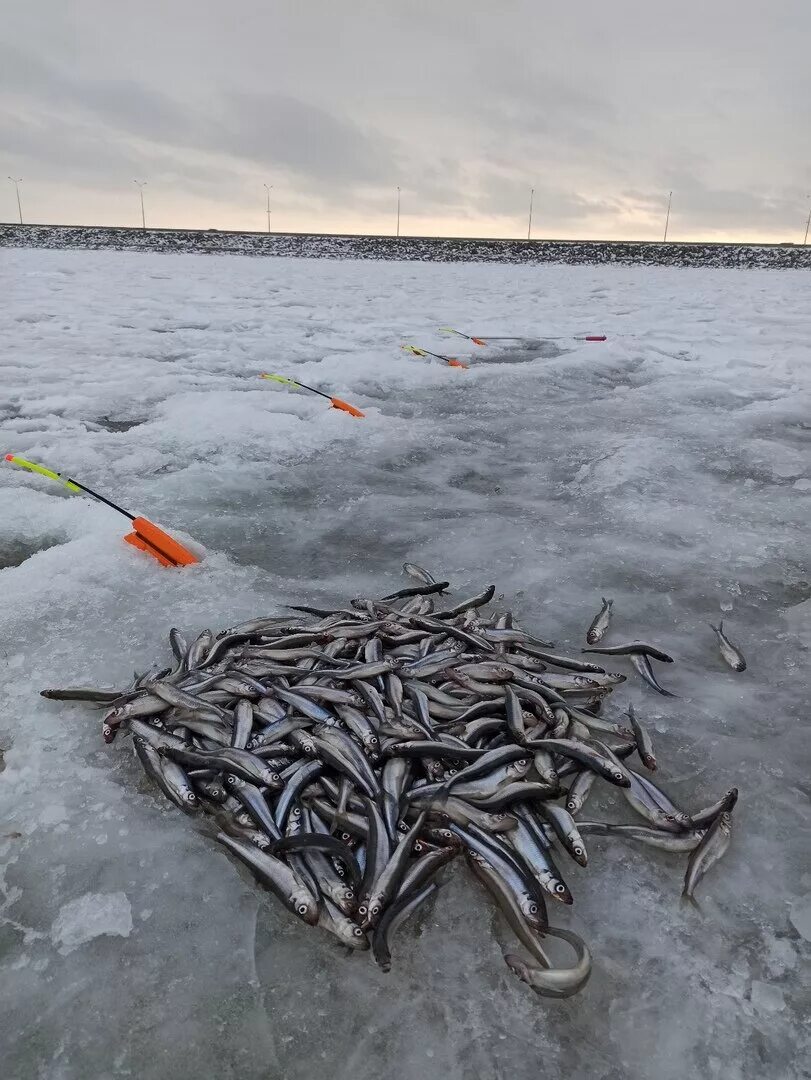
[663,190,672,242]
[396,186,401,237]
[264,184,273,233]
[804,196,811,246]
[8,176,23,224]
[133,180,147,229]
[527,187,535,241]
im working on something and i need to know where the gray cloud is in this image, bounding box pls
[1,42,398,199]
[215,92,398,186]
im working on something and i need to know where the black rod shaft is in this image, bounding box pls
[66,478,135,521]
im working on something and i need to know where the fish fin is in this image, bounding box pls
[718,619,724,632]
[708,622,720,633]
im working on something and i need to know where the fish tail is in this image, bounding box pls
[680,889,701,911]
[602,597,612,608]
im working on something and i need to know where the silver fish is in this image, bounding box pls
[682,811,733,905]
[504,927,592,998]
[690,788,738,827]
[627,703,657,770]
[318,898,369,950]
[586,597,613,644]
[709,621,746,672]
[216,831,319,924]
[565,768,596,816]
[403,562,440,586]
[579,820,707,852]
[584,641,674,664]
[630,652,676,697]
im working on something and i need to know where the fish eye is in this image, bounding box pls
[555,884,566,893]
[297,905,308,915]
[353,927,364,937]
[343,889,353,900]
[291,807,300,816]
[574,846,584,856]
[371,905,380,915]
[186,792,196,802]
[358,905,367,915]
[340,833,351,842]
[270,773,280,783]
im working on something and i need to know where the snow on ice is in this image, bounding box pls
[0,249,809,1080]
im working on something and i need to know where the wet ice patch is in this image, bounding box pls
[788,897,811,941]
[50,892,133,954]
[476,338,565,365]
[749,980,786,1014]
[89,416,149,433]
[0,535,67,570]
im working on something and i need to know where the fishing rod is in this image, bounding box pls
[442,327,607,343]
[401,345,468,369]
[260,374,365,417]
[4,454,199,568]
[439,328,488,346]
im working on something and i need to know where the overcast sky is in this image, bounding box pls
[2,1,809,241]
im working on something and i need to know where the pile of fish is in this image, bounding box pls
[42,568,738,998]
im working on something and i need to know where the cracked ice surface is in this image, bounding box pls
[0,249,809,1080]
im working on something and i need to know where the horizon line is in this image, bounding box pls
[0,221,805,249]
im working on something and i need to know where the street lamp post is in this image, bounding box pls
[396,186,401,237]
[264,184,273,233]
[527,187,535,241]
[8,177,23,224]
[133,180,147,229]
[804,196,811,246]
[663,190,672,242]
